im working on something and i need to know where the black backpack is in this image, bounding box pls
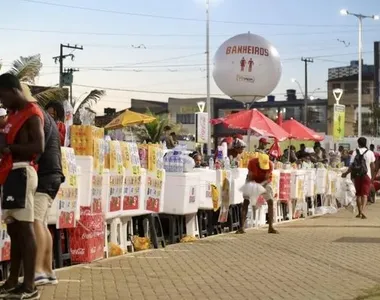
[351,149,368,178]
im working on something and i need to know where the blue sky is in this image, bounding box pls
[0,0,379,114]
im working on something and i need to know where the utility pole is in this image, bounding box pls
[65,68,79,104]
[301,57,313,126]
[53,44,83,87]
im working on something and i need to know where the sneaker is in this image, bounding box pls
[0,285,17,299]
[46,273,58,285]
[5,286,39,300]
[34,274,49,287]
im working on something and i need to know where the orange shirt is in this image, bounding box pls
[247,158,273,183]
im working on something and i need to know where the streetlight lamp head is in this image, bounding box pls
[340,9,348,15]
[291,78,296,83]
[374,15,380,20]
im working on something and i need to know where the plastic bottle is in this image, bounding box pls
[224,157,231,170]
[169,155,175,172]
[208,157,214,169]
[178,155,184,173]
[164,155,169,171]
[171,155,177,172]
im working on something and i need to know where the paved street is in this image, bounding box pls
[40,204,380,300]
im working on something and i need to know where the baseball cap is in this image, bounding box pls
[258,153,270,170]
[0,108,7,117]
[259,137,270,144]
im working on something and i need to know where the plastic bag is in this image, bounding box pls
[336,178,356,207]
[108,242,124,257]
[239,181,266,206]
[315,206,338,215]
[133,236,150,251]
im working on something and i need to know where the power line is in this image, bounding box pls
[0,26,378,38]
[81,42,371,53]
[73,83,327,97]
[18,0,378,28]
[1,51,372,72]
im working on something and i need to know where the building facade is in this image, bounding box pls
[168,93,327,142]
[327,74,375,136]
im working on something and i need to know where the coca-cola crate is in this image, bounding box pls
[279,172,291,203]
[69,206,105,263]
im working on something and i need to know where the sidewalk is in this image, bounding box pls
[40,204,380,300]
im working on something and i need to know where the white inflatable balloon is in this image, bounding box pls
[213,32,282,103]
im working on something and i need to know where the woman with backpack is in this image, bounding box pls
[342,137,376,219]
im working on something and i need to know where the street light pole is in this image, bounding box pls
[340,9,379,137]
[358,16,363,137]
[205,0,212,156]
[301,57,313,126]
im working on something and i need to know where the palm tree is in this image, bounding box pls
[0,54,66,107]
[132,109,181,143]
[70,89,106,124]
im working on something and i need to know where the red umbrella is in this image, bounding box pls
[281,118,324,141]
[268,139,282,158]
[211,109,289,141]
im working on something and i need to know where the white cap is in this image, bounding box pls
[0,108,7,117]
[305,147,315,154]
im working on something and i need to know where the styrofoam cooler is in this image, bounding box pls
[305,169,316,197]
[163,172,200,215]
[193,168,215,210]
[106,169,125,219]
[230,168,248,205]
[271,170,280,201]
[47,167,82,225]
[75,156,94,207]
[291,170,306,200]
[315,168,328,194]
[119,168,149,217]
[279,170,291,202]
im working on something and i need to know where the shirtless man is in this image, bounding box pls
[0,73,44,299]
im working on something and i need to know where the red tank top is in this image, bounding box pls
[0,103,44,184]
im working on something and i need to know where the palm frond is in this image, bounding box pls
[74,89,105,113]
[8,54,42,84]
[32,87,66,108]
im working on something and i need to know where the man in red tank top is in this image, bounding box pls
[0,73,45,299]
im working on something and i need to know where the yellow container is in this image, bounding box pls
[70,125,104,156]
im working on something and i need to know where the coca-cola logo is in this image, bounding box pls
[81,231,104,240]
[71,248,85,256]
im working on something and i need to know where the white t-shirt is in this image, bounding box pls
[350,148,376,178]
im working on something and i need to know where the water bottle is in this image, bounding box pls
[178,155,184,173]
[171,155,177,172]
[169,155,175,172]
[208,157,214,169]
[164,155,169,171]
[224,157,230,170]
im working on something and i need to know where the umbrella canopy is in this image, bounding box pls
[281,118,324,141]
[211,109,289,141]
[105,110,156,130]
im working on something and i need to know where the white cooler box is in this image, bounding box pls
[163,172,200,215]
[230,168,248,205]
[193,168,215,210]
